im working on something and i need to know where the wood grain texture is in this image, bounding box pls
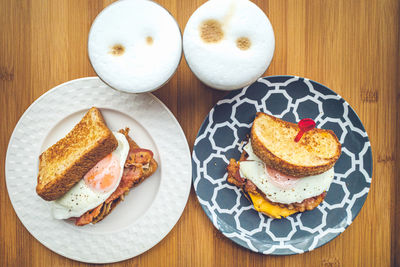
[0,0,398,266]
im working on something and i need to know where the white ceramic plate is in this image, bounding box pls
[5,77,192,263]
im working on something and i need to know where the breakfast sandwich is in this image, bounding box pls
[36,107,157,226]
[227,112,341,219]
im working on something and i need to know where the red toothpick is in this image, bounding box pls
[294,118,316,142]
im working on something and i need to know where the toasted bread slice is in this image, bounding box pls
[250,112,341,177]
[36,107,118,201]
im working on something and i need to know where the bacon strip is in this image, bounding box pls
[281,191,326,212]
[125,148,153,166]
[105,166,144,204]
[75,204,103,226]
[227,159,258,194]
[226,159,245,187]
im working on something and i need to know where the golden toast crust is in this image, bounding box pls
[251,112,341,177]
[36,107,118,201]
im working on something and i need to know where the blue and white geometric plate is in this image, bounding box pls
[192,76,372,255]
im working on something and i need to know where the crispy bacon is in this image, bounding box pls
[75,204,103,226]
[227,159,245,187]
[279,192,326,212]
[125,149,153,167]
[227,159,257,194]
[105,166,144,204]
[244,180,258,194]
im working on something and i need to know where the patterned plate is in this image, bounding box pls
[5,77,192,263]
[192,76,372,255]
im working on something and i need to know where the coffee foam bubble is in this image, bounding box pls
[183,0,275,90]
[88,0,182,93]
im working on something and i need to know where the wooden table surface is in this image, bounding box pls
[1,0,399,266]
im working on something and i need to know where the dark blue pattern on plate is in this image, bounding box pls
[192,76,372,255]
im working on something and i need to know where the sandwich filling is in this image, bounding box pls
[227,139,334,219]
[75,128,156,226]
[52,132,130,219]
[51,128,157,226]
[75,145,154,226]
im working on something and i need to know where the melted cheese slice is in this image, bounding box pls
[248,192,297,219]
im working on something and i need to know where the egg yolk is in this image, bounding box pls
[84,153,121,192]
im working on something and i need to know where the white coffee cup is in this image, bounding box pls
[183,0,275,91]
[88,0,182,93]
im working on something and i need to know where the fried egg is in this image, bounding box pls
[239,140,334,204]
[52,132,129,219]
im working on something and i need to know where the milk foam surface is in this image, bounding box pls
[183,0,275,90]
[88,0,182,93]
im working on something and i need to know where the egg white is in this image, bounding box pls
[239,140,334,204]
[51,132,129,220]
